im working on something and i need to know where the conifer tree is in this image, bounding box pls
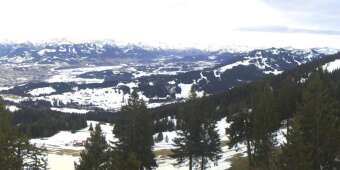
[276,76,299,132]
[89,123,94,131]
[0,102,47,170]
[75,124,109,170]
[251,84,280,169]
[279,118,314,170]
[227,84,280,169]
[172,88,221,170]
[280,71,340,169]
[226,101,254,167]
[155,132,164,143]
[113,90,156,170]
[195,96,222,170]
[172,88,200,170]
[165,135,169,143]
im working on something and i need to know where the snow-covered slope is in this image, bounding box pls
[323,59,340,72]
[1,43,337,111]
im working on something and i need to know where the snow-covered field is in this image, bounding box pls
[47,66,123,84]
[29,118,254,170]
[0,79,198,111]
[38,87,129,110]
[50,107,90,114]
[30,121,117,170]
[28,87,56,96]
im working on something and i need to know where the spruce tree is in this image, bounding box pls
[155,132,164,143]
[165,135,169,143]
[113,90,156,170]
[172,88,221,170]
[75,124,109,170]
[0,102,47,170]
[195,96,222,170]
[226,101,254,167]
[172,88,200,170]
[251,84,280,169]
[89,123,94,131]
[227,84,280,169]
[279,118,314,170]
[280,71,340,169]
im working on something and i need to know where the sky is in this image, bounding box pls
[0,0,339,49]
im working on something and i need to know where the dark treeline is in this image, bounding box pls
[12,107,87,138]
[86,109,119,122]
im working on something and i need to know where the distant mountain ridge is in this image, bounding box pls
[0,42,338,64]
[0,42,338,112]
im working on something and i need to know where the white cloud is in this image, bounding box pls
[0,0,339,48]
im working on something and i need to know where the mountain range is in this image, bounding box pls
[0,42,338,112]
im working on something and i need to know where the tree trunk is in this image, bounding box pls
[201,156,205,170]
[246,139,253,168]
[189,155,193,170]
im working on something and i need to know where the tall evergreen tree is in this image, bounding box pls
[155,132,164,143]
[279,118,314,170]
[276,76,299,132]
[195,96,222,170]
[0,101,47,170]
[172,88,221,170]
[172,88,200,170]
[227,84,280,169]
[226,101,255,167]
[113,90,156,170]
[280,71,340,169]
[251,84,280,169]
[75,124,109,170]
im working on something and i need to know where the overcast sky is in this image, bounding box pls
[0,0,339,48]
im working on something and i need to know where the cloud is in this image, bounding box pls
[0,0,339,48]
[262,0,340,30]
[237,26,340,35]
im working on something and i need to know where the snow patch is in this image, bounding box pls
[6,105,20,112]
[38,87,128,111]
[176,83,193,99]
[218,60,250,73]
[323,59,340,72]
[0,86,13,91]
[28,87,56,96]
[50,107,90,114]
[168,80,176,85]
[38,48,56,55]
[30,121,116,150]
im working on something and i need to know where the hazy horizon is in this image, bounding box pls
[0,0,339,49]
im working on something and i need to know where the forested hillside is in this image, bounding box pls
[1,53,340,169]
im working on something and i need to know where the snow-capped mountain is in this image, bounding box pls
[0,42,338,112]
